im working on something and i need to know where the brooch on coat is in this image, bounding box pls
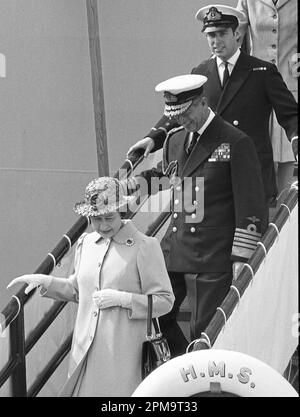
[126,238,135,246]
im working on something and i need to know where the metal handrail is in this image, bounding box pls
[27,334,73,398]
[0,217,88,333]
[193,182,298,351]
[25,302,68,355]
[0,358,19,389]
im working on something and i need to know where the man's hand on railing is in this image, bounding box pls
[7,274,52,295]
[127,137,155,159]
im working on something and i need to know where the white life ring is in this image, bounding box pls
[132,349,298,397]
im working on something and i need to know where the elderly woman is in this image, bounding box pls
[8,177,174,397]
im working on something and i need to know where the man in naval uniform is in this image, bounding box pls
[126,74,268,356]
[128,5,298,204]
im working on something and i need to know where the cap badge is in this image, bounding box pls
[206,7,222,21]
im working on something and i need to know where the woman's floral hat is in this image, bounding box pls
[74,177,133,217]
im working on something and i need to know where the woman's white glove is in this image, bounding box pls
[7,274,52,295]
[92,289,132,310]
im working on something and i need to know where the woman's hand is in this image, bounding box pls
[92,289,132,309]
[7,274,52,295]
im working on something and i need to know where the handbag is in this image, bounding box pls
[141,294,171,379]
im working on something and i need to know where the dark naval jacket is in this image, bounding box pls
[145,52,298,200]
[136,115,268,273]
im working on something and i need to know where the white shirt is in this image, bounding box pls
[186,109,215,151]
[216,48,241,85]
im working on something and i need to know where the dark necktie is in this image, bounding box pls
[273,0,278,5]
[222,61,230,88]
[187,132,200,155]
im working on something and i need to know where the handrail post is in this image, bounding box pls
[10,306,27,397]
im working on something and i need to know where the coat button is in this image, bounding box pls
[98,262,102,267]
[233,120,239,126]
[195,186,200,192]
[176,186,181,191]
[191,213,196,219]
[190,227,196,233]
[174,199,179,205]
[272,44,277,49]
[93,311,98,317]
[273,14,277,19]
[272,29,277,34]
[173,213,178,219]
[172,227,177,233]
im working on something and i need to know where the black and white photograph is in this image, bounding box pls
[0,0,298,399]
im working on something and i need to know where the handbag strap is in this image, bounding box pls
[146,294,162,339]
